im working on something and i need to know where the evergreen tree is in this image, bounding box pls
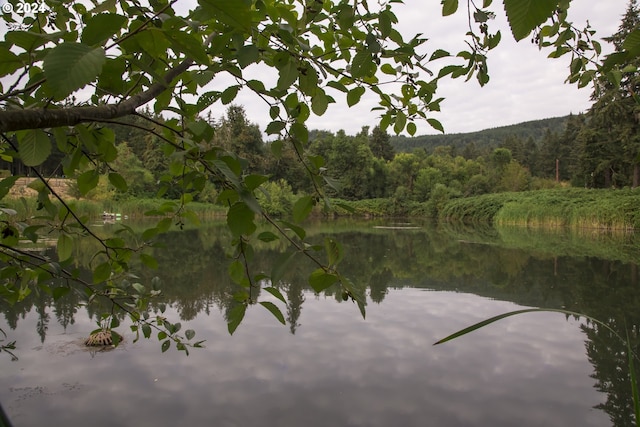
[214,105,266,173]
[578,0,640,187]
[368,125,395,161]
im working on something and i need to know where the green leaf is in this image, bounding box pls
[324,237,343,267]
[266,121,286,135]
[278,220,306,240]
[140,253,158,269]
[161,340,170,352]
[221,85,240,104]
[185,329,196,340]
[52,286,70,301]
[77,170,100,195]
[0,46,22,77]
[163,18,210,64]
[244,174,269,191]
[17,129,51,167]
[347,87,366,107]
[200,0,252,30]
[277,60,298,91]
[380,63,396,75]
[142,324,152,339]
[292,196,314,223]
[441,0,458,16]
[237,44,260,68]
[5,30,54,51]
[258,231,279,242]
[0,176,19,199]
[290,122,309,144]
[271,250,299,284]
[407,122,417,136]
[308,268,338,293]
[351,51,373,78]
[311,92,329,116]
[429,49,450,61]
[394,110,407,134]
[623,29,640,57]
[427,118,444,133]
[503,0,559,41]
[0,225,18,246]
[108,172,128,192]
[260,301,285,325]
[227,202,256,236]
[23,224,44,243]
[131,282,147,295]
[228,260,246,285]
[89,0,116,14]
[435,308,568,345]
[57,234,73,262]
[43,43,106,100]
[263,286,286,304]
[93,262,112,284]
[327,80,348,93]
[227,304,246,334]
[378,10,393,38]
[81,13,127,45]
[111,330,122,347]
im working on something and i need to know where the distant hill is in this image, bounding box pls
[391,115,569,153]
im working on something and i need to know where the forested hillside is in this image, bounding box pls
[390,116,569,153]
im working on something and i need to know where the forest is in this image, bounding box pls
[3,102,636,221]
[4,2,639,220]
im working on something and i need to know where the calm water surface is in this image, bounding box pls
[1,220,638,426]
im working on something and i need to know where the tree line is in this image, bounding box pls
[4,0,640,211]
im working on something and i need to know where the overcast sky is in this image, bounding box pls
[1,1,630,137]
[210,0,629,137]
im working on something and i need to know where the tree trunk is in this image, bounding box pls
[633,163,639,188]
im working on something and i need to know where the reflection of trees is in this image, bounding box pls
[35,302,49,344]
[368,267,393,303]
[582,322,640,427]
[284,280,304,335]
[53,289,79,331]
[4,220,640,425]
[568,258,640,427]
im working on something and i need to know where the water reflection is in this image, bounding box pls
[1,220,639,426]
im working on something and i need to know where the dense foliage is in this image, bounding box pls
[2,0,640,351]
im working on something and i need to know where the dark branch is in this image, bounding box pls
[0,59,194,133]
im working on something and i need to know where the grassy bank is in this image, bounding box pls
[323,198,431,218]
[1,197,227,220]
[440,188,640,231]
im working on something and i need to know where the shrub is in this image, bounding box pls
[256,179,294,217]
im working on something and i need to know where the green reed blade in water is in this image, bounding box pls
[627,329,640,425]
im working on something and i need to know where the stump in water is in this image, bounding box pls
[84,330,113,346]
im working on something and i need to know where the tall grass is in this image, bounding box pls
[441,188,640,231]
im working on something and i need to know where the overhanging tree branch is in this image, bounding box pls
[0,58,194,133]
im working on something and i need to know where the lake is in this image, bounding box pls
[1,219,638,426]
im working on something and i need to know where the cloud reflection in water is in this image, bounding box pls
[0,289,607,427]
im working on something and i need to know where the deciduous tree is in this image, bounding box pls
[0,0,638,350]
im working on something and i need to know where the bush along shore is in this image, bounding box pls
[438,188,640,231]
[0,197,227,222]
[4,187,639,232]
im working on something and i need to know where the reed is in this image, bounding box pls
[441,188,640,231]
